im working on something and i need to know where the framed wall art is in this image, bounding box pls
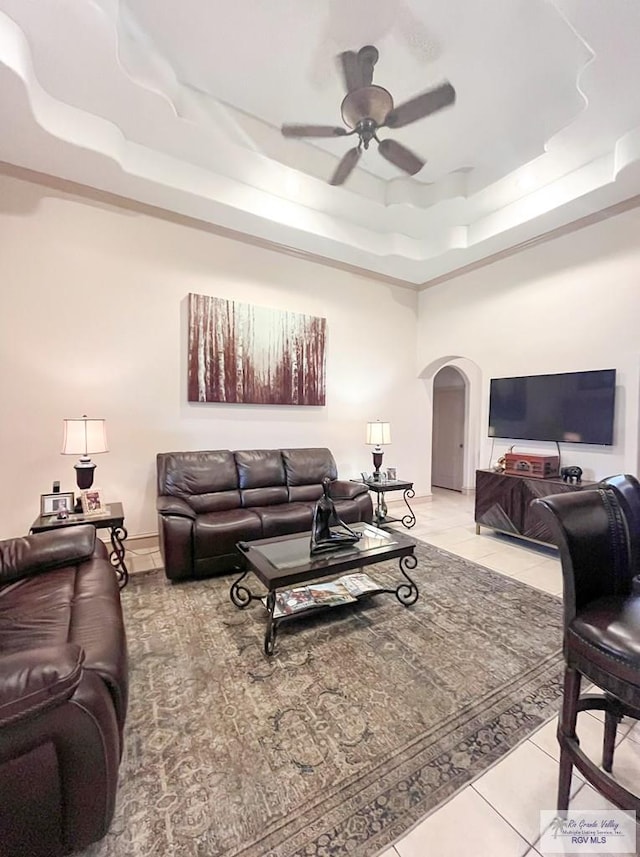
[187,293,326,405]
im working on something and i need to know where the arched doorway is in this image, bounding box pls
[431,366,466,491]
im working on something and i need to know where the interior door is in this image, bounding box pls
[432,387,465,490]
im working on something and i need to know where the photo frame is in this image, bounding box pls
[386,467,397,481]
[80,488,105,516]
[41,492,74,516]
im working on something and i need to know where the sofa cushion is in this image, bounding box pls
[157,451,241,513]
[189,491,243,514]
[248,504,315,538]
[0,527,97,585]
[195,510,263,558]
[288,484,324,504]
[235,449,286,488]
[282,448,338,486]
[240,487,289,507]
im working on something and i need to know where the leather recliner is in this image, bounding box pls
[0,526,128,857]
[157,447,373,581]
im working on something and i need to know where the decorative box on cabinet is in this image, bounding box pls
[474,469,597,546]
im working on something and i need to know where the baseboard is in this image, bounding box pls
[125,532,160,550]
[97,531,159,551]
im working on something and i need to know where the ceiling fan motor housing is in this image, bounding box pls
[341,85,394,129]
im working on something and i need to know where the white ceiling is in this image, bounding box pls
[1,0,640,287]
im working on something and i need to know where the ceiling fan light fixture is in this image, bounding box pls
[341,85,394,129]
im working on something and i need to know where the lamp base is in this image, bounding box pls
[74,460,96,491]
[372,450,383,481]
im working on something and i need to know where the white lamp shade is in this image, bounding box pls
[62,418,108,456]
[366,421,391,446]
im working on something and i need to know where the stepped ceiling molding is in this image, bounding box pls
[1,0,640,288]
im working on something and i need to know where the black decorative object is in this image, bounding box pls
[560,465,583,484]
[310,478,361,555]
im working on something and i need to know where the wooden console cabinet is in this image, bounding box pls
[474,469,597,546]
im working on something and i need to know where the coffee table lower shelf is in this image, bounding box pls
[229,524,418,656]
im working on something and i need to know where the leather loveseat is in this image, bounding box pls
[157,447,373,581]
[0,526,128,857]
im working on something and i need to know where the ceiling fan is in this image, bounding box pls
[281,45,456,186]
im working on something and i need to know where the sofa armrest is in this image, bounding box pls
[156,496,196,519]
[331,479,369,501]
[0,526,97,585]
[0,644,84,729]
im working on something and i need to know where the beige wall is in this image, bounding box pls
[0,173,427,540]
[418,206,640,488]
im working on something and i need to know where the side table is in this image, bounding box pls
[30,501,129,589]
[354,479,416,529]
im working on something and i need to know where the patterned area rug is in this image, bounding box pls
[83,539,563,857]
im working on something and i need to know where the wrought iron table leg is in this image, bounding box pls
[230,569,256,608]
[109,525,129,589]
[376,554,419,605]
[395,555,418,605]
[264,591,278,656]
[402,488,416,529]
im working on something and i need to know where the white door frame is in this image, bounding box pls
[419,355,483,493]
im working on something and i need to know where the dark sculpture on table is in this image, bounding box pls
[310,478,362,555]
[561,465,583,484]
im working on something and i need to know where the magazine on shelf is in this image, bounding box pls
[265,572,382,618]
[306,581,356,608]
[340,572,381,597]
[274,587,317,616]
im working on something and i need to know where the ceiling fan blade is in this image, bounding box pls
[282,124,347,138]
[329,147,361,186]
[384,82,456,129]
[339,51,364,93]
[357,45,379,87]
[377,139,425,176]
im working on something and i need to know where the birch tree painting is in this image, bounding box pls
[188,294,327,405]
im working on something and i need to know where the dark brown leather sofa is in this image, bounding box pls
[157,447,373,581]
[0,526,128,857]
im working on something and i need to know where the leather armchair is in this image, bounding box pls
[0,526,127,857]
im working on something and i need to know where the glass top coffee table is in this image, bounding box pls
[230,523,418,655]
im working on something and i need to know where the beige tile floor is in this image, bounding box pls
[122,489,639,857]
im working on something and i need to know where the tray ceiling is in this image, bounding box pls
[1,0,640,287]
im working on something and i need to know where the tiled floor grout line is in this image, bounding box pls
[471,784,538,850]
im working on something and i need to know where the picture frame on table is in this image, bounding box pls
[386,467,397,481]
[41,492,75,517]
[80,487,106,516]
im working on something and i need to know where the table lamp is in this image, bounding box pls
[62,416,108,500]
[366,420,391,481]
